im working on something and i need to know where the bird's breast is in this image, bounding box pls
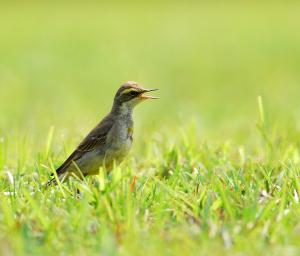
[127,127,134,141]
[106,117,134,161]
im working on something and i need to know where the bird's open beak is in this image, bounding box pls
[139,88,159,99]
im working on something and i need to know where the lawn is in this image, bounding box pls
[1,2,300,255]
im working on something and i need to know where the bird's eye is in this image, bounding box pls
[129,91,138,96]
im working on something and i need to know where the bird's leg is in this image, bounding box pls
[130,175,137,193]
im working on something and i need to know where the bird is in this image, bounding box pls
[47,81,158,186]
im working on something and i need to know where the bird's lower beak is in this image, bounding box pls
[139,88,159,99]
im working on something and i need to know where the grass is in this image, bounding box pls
[1,1,300,255]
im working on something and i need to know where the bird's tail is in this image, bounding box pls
[45,171,65,187]
[45,177,58,187]
[45,172,71,188]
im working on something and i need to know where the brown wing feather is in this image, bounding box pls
[54,115,115,176]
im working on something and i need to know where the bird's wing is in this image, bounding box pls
[54,115,115,176]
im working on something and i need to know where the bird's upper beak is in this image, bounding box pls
[139,88,159,100]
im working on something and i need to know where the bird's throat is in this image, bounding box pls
[111,101,133,117]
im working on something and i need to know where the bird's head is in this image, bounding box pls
[113,81,158,112]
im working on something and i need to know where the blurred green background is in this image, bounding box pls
[1,1,300,151]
